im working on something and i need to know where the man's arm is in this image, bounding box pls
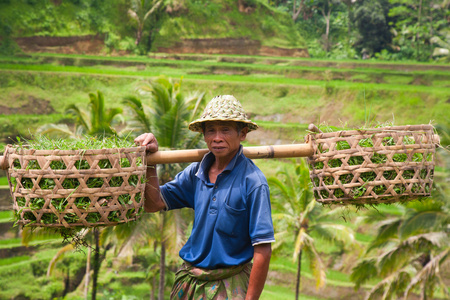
[134,133,166,213]
[246,243,272,300]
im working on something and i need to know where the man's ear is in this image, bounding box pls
[240,127,249,141]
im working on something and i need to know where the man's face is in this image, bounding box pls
[203,121,248,161]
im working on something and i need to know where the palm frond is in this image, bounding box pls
[311,223,357,248]
[303,241,326,289]
[399,210,448,239]
[366,219,402,253]
[293,228,309,262]
[46,244,75,277]
[122,95,151,133]
[403,248,450,300]
[364,268,413,300]
[65,104,91,133]
[350,257,378,289]
[36,123,80,139]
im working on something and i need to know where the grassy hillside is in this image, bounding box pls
[153,0,305,49]
[0,0,305,55]
[0,52,448,149]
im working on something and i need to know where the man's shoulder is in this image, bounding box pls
[239,156,268,187]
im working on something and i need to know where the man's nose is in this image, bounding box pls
[212,131,223,141]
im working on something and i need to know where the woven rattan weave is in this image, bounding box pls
[307,125,436,205]
[5,146,146,227]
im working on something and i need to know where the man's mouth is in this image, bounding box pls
[212,146,226,151]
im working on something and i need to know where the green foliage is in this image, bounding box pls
[152,0,305,51]
[350,196,450,299]
[269,159,357,296]
[353,0,392,55]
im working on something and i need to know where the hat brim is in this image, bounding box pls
[188,117,259,133]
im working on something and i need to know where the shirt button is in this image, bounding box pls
[212,197,216,201]
[214,185,218,189]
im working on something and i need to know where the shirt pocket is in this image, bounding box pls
[215,203,247,238]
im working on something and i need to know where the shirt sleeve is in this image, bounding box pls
[160,163,197,210]
[247,184,275,246]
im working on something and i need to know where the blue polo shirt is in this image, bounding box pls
[160,146,275,269]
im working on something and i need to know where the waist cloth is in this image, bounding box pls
[170,261,252,300]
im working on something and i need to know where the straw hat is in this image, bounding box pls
[188,95,258,133]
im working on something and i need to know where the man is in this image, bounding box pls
[135,95,274,300]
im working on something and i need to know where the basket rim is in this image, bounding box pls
[308,124,435,138]
[5,145,146,156]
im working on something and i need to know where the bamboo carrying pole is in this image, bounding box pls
[145,143,314,165]
[0,144,314,169]
[0,124,321,169]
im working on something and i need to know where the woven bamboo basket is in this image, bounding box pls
[306,125,437,205]
[4,146,146,228]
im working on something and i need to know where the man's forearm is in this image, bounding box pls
[246,243,272,300]
[144,165,166,212]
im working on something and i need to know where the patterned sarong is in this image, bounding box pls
[170,262,252,300]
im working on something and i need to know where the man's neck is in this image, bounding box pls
[208,148,239,183]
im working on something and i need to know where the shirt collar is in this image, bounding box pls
[195,145,244,183]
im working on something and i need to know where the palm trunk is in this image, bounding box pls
[158,241,166,300]
[85,247,91,300]
[158,213,166,300]
[416,0,423,59]
[295,249,302,300]
[91,228,100,300]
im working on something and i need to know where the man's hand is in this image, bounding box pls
[135,133,159,153]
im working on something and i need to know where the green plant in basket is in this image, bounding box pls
[6,135,147,247]
[309,123,437,205]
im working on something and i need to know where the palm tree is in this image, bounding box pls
[121,75,206,299]
[38,91,123,138]
[350,197,450,300]
[268,158,358,300]
[128,0,164,46]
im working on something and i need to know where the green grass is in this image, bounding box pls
[261,285,323,300]
[0,176,8,185]
[0,255,30,266]
[0,210,13,223]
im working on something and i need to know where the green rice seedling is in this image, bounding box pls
[328,158,342,168]
[49,160,66,169]
[61,178,80,189]
[8,135,145,249]
[109,176,124,187]
[74,197,91,210]
[29,198,45,210]
[352,184,367,199]
[118,194,132,205]
[51,198,68,211]
[16,197,26,207]
[86,213,101,223]
[334,189,345,198]
[42,213,58,224]
[371,153,387,164]
[339,174,354,184]
[21,178,34,189]
[348,156,364,166]
[26,160,40,170]
[74,160,89,169]
[128,175,139,186]
[107,211,121,222]
[38,178,55,190]
[13,159,21,169]
[86,177,104,188]
[64,213,79,224]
